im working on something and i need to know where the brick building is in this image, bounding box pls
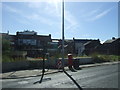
[15,30,52,57]
[16,31,51,50]
[96,37,120,55]
[73,38,100,56]
[84,39,101,55]
[1,30,52,57]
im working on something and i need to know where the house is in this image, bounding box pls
[73,38,93,56]
[73,38,101,56]
[16,30,51,49]
[84,39,101,55]
[65,39,74,54]
[15,30,52,57]
[1,30,52,57]
[55,38,101,56]
[96,37,120,55]
[57,39,74,55]
[1,33,9,39]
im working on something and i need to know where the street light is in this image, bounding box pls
[62,0,65,69]
[61,1,83,90]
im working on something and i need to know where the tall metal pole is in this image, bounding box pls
[62,0,65,69]
[61,1,83,89]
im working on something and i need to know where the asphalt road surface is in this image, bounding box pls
[1,63,119,89]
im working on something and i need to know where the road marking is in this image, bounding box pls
[24,77,33,80]
[18,81,28,84]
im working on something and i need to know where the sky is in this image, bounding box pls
[1,0,119,42]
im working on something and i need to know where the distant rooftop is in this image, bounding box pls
[104,37,119,44]
[17,30,37,35]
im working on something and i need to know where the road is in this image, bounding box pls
[1,63,119,89]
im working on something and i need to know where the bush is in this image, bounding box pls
[2,55,14,62]
[91,53,119,63]
[2,55,27,62]
[2,38,27,62]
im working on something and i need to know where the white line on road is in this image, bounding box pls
[18,81,29,84]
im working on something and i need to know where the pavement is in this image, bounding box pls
[0,61,119,79]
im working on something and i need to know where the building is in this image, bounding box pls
[16,30,51,50]
[55,38,101,56]
[84,40,101,55]
[1,30,52,57]
[57,39,74,55]
[15,30,52,57]
[73,38,97,56]
[96,37,120,55]
[3,30,117,58]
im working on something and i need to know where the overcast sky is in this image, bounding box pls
[1,0,119,42]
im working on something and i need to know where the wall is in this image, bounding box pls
[2,57,93,73]
[2,61,29,73]
[77,57,93,64]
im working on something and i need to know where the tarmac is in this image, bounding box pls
[0,61,119,79]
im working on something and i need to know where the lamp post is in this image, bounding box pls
[62,0,65,69]
[61,1,83,89]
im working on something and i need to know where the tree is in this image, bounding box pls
[2,38,11,55]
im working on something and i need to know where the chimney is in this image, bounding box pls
[16,31,19,35]
[49,34,51,37]
[73,37,75,40]
[112,37,115,40]
[7,31,9,35]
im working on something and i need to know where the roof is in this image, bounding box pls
[73,39,97,44]
[17,30,37,35]
[84,41,92,46]
[74,39,91,41]
[0,33,8,36]
[104,38,119,44]
[65,40,73,43]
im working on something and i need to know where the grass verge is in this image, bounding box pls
[2,55,27,62]
[91,54,120,63]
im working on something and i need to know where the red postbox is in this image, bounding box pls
[68,54,77,72]
[68,54,73,66]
